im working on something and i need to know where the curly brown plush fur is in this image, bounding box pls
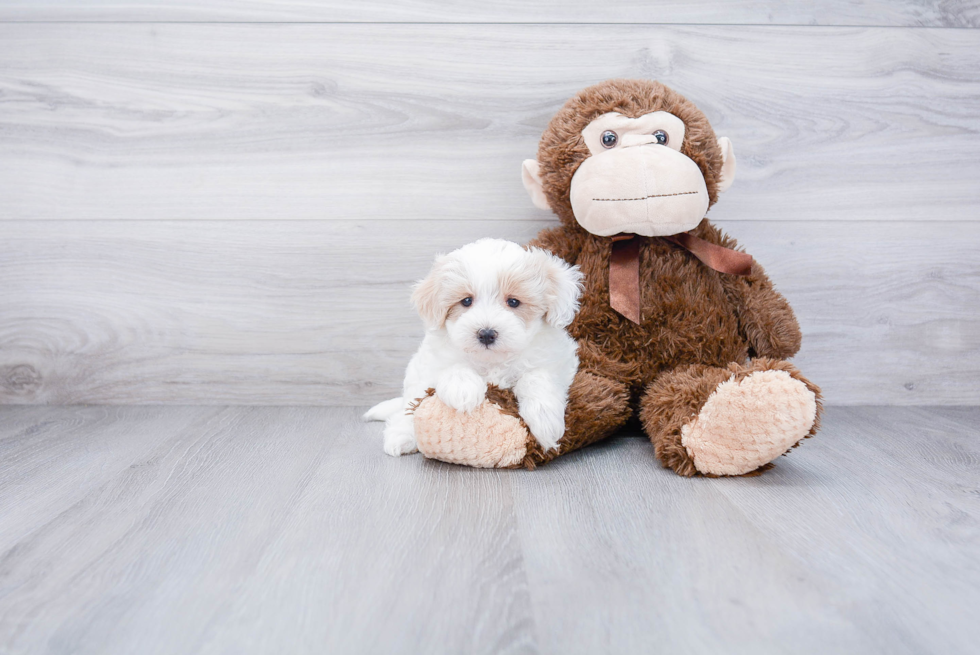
[523,79,822,475]
[412,79,821,476]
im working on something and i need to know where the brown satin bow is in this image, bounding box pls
[608,232,754,324]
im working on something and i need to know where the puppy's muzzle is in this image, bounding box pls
[477,328,498,346]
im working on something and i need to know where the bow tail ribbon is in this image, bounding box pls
[607,232,754,324]
[662,232,754,277]
[609,235,642,324]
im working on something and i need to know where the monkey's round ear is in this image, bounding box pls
[716,137,736,193]
[522,159,551,211]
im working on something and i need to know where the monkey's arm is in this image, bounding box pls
[526,225,586,265]
[723,261,802,359]
[696,222,802,359]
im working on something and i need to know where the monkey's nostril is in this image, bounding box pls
[477,328,498,346]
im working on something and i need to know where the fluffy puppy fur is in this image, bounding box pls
[364,238,583,457]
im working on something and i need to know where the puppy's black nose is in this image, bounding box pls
[477,328,498,346]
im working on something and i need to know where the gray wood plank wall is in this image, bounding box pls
[3,1,979,26]
[1,4,978,406]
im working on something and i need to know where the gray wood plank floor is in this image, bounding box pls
[1,406,976,654]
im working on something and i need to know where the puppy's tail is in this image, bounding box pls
[363,397,404,422]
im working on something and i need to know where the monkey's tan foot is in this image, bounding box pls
[412,369,632,469]
[412,389,530,468]
[682,369,817,476]
[641,359,822,477]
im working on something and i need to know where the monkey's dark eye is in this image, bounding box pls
[507,298,521,308]
[653,130,668,145]
[461,297,472,307]
[600,130,618,149]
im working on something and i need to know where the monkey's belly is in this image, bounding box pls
[639,306,749,380]
[572,295,749,385]
[570,235,751,385]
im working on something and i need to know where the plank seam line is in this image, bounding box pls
[0,21,977,29]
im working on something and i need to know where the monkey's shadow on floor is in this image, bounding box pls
[555,415,826,487]
[417,414,824,486]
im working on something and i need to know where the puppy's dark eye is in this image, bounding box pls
[461,297,472,307]
[653,130,668,145]
[601,130,618,149]
[507,298,521,308]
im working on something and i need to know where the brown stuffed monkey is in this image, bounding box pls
[412,79,821,476]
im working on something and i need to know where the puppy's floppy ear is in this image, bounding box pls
[529,248,583,329]
[412,255,449,330]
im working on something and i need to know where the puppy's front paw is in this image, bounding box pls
[383,424,418,457]
[519,400,566,452]
[436,368,487,414]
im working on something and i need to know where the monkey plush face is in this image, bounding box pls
[522,80,736,237]
[568,111,733,236]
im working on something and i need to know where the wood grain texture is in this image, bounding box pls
[1,219,977,406]
[0,406,223,547]
[0,405,977,653]
[707,406,980,654]
[1,24,979,222]
[1,0,978,26]
[511,405,980,654]
[0,406,536,655]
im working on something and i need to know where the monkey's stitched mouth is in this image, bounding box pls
[593,191,699,202]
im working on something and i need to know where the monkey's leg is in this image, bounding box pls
[527,371,632,467]
[639,358,822,477]
[413,370,631,469]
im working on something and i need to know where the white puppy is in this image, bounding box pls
[364,238,583,457]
